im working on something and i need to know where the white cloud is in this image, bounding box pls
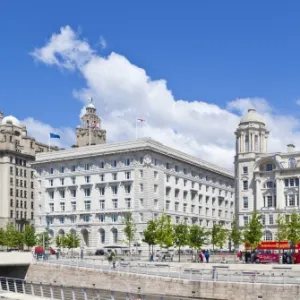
[98,36,107,49]
[296,99,300,106]
[29,25,300,170]
[30,25,93,70]
[22,118,76,149]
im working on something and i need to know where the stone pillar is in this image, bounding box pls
[276,177,283,209]
[255,179,261,210]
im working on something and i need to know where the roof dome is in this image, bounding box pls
[240,109,265,125]
[2,115,21,127]
[86,103,96,109]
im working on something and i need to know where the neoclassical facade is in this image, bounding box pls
[235,109,300,241]
[0,111,58,230]
[33,121,235,251]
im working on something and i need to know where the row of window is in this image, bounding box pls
[166,183,233,198]
[10,189,34,199]
[284,178,300,187]
[10,178,34,188]
[47,213,139,224]
[9,156,27,166]
[10,210,34,220]
[45,161,233,188]
[10,199,34,209]
[10,167,34,178]
[49,159,142,175]
[48,185,133,200]
[48,197,140,212]
[165,201,231,218]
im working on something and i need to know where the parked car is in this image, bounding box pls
[95,249,105,256]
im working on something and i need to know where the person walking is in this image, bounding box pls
[205,250,210,263]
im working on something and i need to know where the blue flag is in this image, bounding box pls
[50,133,60,139]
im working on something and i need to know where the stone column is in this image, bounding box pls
[276,177,283,209]
[255,179,261,210]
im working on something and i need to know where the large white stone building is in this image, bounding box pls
[33,104,235,252]
[0,111,58,230]
[235,109,300,241]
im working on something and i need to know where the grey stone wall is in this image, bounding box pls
[26,263,300,300]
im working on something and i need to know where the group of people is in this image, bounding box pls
[198,250,210,263]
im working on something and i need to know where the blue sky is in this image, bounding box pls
[1,1,300,168]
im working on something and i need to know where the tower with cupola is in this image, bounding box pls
[76,98,106,147]
[234,109,269,229]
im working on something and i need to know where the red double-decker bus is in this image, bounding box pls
[245,241,300,264]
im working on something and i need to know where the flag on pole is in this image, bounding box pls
[49,133,60,139]
[136,118,146,139]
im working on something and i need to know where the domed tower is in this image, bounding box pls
[76,98,106,147]
[234,109,269,232]
[235,108,269,155]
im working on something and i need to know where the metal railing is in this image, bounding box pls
[0,276,192,300]
[36,256,300,285]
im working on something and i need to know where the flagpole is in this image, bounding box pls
[135,118,138,140]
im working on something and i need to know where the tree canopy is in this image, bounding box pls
[243,211,263,249]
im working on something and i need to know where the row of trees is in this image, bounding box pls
[242,210,300,251]
[0,223,40,249]
[139,214,231,261]
[0,222,81,250]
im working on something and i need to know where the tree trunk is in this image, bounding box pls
[179,247,181,262]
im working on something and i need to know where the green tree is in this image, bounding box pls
[229,217,242,250]
[285,211,300,253]
[123,212,136,255]
[188,225,208,252]
[275,213,287,252]
[36,232,51,249]
[23,225,36,249]
[143,220,157,257]
[62,232,80,249]
[4,222,23,249]
[173,223,189,262]
[155,214,174,249]
[0,228,5,247]
[211,224,227,251]
[55,234,63,249]
[243,211,263,250]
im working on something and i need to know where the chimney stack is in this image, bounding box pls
[287,144,295,153]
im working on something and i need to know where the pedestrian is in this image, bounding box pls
[205,250,210,263]
[199,252,204,263]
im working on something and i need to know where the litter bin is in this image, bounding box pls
[279,255,283,264]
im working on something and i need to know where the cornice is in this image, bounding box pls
[33,138,234,179]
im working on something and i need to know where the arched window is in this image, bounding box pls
[112,228,118,244]
[99,229,105,244]
[288,157,296,168]
[264,231,273,241]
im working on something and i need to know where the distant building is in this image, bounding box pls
[0,111,58,230]
[235,109,300,242]
[33,103,235,252]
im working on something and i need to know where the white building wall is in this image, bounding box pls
[34,139,235,253]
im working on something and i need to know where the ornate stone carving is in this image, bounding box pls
[143,154,152,167]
